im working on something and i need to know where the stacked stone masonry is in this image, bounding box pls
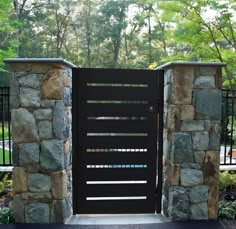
[5,59,73,223]
[161,63,224,221]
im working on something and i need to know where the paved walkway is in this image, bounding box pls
[0,221,235,229]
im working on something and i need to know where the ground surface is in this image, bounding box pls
[0,221,235,229]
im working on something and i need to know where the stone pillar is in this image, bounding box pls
[157,62,225,221]
[4,58,75,223]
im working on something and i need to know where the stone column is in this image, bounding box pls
[157,62,225,221]
[4,58,75,223]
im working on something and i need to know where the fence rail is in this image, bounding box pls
[221,89,236,166]
[0,87,12,166]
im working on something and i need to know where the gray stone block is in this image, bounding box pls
[190,202,208,220]
[41,100,55,108]
[168,186,190,220]
[192,131,209,150]
[38,120,53,139]
[164,69,173,85]
[11,194,25,223]
[18,74,43,89]
[181,168,203,187]
[33,109,52,120]
[53,101,65,139]
[181,120,205,132]
[10,73,20,109]
[27,173,51,192]
[181,163,202,170]
[208,121,221,150]
[11,108,39,143]
[194,76,215,89]
[189,185,208,204]
[171,133,193,163]
[25,203,50,223]
[162,195,168,217]
[194,151,206,164]
[164,84,171,103]
[193,90,222,120]
[40,140,64,172]
[20,87,40,108]
[163,139,170,159]
[50,199,72,223]
[12,143,19,166]
[64,87,71,106]
[19,143,39,165]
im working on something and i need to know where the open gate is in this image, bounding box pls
[72,69,163,214]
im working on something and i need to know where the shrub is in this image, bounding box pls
[219,171,236,191]
[218,200,236,220]
[0,208,14,224]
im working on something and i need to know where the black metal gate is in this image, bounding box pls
[72,68,164,214]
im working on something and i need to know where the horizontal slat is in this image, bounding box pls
[83,152,152,164]
[84,136,151,148]
[85,184,149,197]
[86,119,150,133]
[85,168,155,181]
[77,199,155,214]
[85,103,151,116]
[85,86,152,101]
[75,69,156,84]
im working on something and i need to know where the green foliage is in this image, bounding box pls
[0,208,14,224]
[218,200,236,220]
[219,171,236,191]
[0,0,18,72]
[0,126,10,140]
[0,149,11,165]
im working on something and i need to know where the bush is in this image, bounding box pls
[0,208,14,224]
[218,200,236,220]
[219,171,236,191]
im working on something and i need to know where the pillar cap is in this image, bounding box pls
[4,58,76,68]
[156,61,226,70]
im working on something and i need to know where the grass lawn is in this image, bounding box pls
[0,148,11,165]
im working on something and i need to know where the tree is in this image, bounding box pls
[0,0,17,72]
[158,0,236,85]
[96,0,133,68]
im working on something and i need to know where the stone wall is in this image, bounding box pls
[4,58,74,223]
[158,62,225,220]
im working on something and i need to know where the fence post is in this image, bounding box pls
[4,58,75,223]
[157,62,226,220]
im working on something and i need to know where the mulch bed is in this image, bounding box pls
[219,187,236,201]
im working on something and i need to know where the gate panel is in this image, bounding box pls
[72,68,163,214]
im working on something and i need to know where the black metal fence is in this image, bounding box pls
[221,89,236,166]
[0,87,12,166]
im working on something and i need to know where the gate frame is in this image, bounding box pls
[72,68,164,214]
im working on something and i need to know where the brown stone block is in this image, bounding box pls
[41,69,63,100]
[167,105,181,131]
[21,192,52,201]
[13,167,27,193]
[171,67,194,105]
[63,72,72,87]
[32,63,63,74]
[180,105,194,120]
[166,160,180,185]
[64,140,70,154]
[203,151,219,186]
[9,63,32,72]
[208,185,219,219]
[52,170,67,200]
